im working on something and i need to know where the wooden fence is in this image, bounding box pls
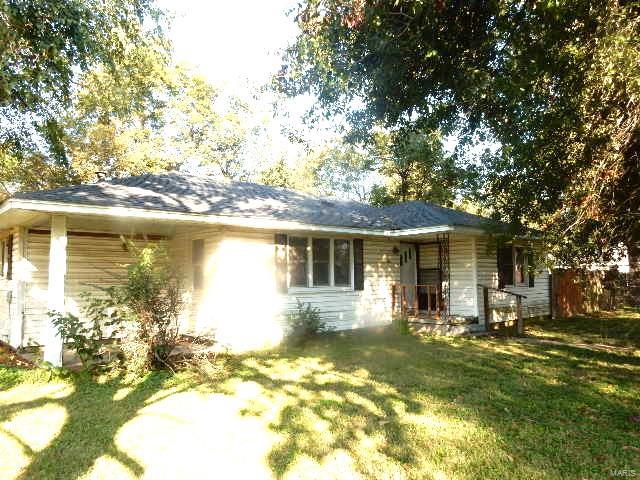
[552,268,633,317]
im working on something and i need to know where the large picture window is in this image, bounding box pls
[288,236,352,288]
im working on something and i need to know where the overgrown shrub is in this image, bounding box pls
[285,299,328,345]
[114,242,184,372]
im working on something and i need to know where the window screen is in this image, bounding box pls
[312,238,330,286]
[289,237,308,287]
[333,239,351,286]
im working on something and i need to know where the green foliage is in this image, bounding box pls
[49,294,122,371]
[0,0,165,186]
[392,314,410,336]
[285,299,329,345]
[115,242,184,372]
[281,0,640,266]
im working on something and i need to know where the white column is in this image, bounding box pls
[43,215,67,366]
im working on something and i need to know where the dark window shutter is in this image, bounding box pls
[497,245,513,289]
[528,250,535,287]
[6,234,13,280]
[353,238,364,291]
[275,234,288,293]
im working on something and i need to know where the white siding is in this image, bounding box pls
[23,231,159,345]
[476,238,550,323]
[175,228,400,350]
[0,230,19,341]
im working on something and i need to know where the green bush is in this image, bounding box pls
[52,241,184,375]
[285,300,329,345]
[49,295,121,371]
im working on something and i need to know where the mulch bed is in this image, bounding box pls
[0,340,35,368]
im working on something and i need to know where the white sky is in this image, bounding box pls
[158,0,299,88]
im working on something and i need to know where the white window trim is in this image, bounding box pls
[286,235,354,291]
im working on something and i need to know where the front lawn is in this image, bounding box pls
[1,313,639,479]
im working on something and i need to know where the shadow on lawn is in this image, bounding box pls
[212,330,640,479]
[1,328,638,479]
[0,372,188,479]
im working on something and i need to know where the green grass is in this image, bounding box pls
[527,307,640,349]
[1,311,639,479]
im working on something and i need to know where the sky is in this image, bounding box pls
[156,0,333,175]
[157,0,299,88]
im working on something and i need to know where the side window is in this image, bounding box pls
[498,245,514,287]
[192,239,204,290]
[514,247,527,285]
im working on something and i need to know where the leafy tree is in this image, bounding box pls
[368,129,469,207]
[0,0,164,179]
[280,0,640,266]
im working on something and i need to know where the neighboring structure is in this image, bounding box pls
[0,173,551,364]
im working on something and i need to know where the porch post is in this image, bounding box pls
[43,215,67,366]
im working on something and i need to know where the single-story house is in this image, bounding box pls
[0,172,550,364]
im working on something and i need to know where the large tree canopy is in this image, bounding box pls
[280,0,640,265]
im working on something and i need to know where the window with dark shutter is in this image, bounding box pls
[353,238,364,291]
[191,239,204,290]
[497,245,513,288]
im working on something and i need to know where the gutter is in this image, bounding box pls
[0,198,487,238]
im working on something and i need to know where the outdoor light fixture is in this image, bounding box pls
[392,246,400,255]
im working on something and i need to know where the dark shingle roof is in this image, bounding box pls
[11,172,489,231]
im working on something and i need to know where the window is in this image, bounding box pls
[333,239,351,286]
[288,236,352,288]
[498,245,528,287]
[289,236,308,287]
[514,247,526,285]
[312,238,330,286]
[192,239,204,290]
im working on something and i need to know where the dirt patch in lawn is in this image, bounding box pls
[0,340,35,368]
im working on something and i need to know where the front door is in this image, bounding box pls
[399,244,416,308]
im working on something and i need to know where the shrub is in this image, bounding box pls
[285,299,328,345]
[393,314,410,335]
[114,242,184,372]
[49,296,121,371]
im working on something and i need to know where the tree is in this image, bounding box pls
[280,0,640,266]
[368,129,469,207]
[0,0,164,174]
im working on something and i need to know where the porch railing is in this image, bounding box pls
[391,283,443,317]
[478,284,527,335]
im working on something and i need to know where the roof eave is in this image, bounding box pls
[0,199,488,237]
